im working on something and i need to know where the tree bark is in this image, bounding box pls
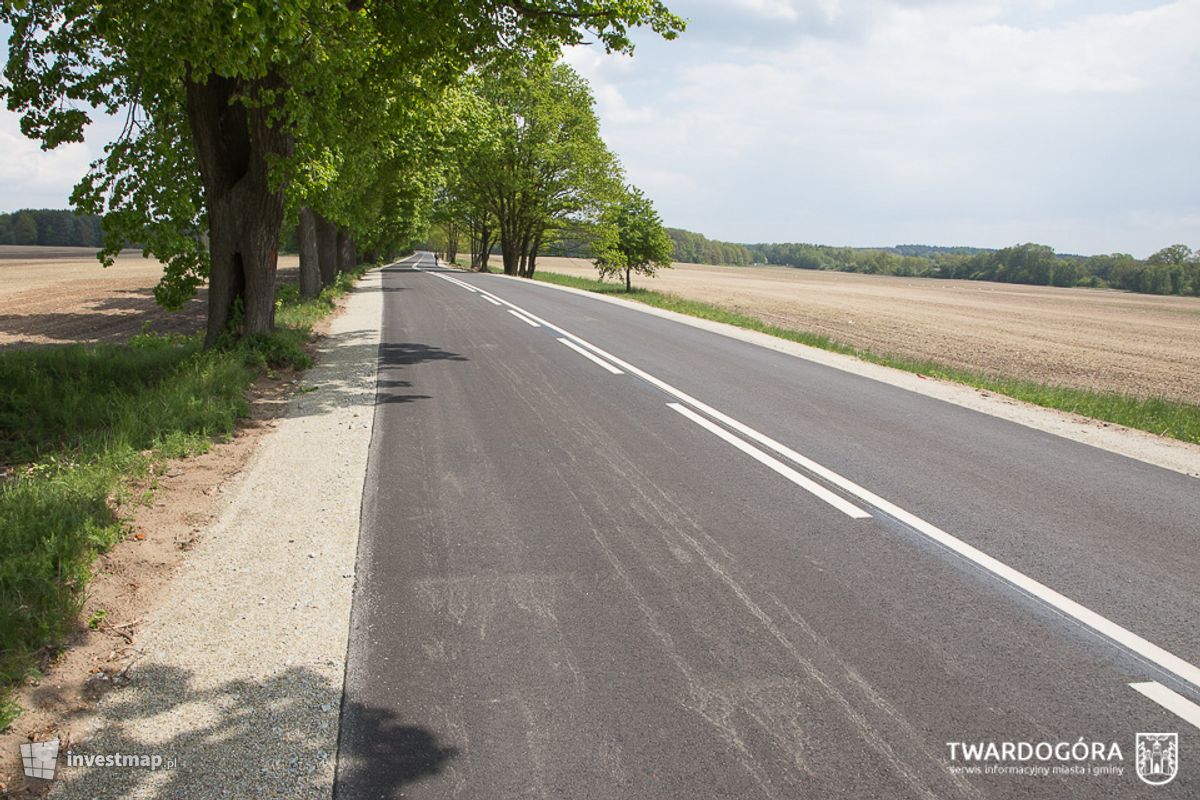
[445,221,459,266]
[314,212,338,287]
[336,228,355,273]
[517,226,532,278]
[185,71,292,347]
[527,230,542,278]
[625,266,632,292]
[474,225,492,271]
[298,207,320,299]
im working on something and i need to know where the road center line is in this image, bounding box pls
[1129,681,1200,729]
[557,337,624,375]
[429,270,1200,691]
[668,402,871,519]
[506,308,541,327]
[441,275,479,293]
[481,295,503,306]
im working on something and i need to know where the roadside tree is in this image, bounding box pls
[593,185,673,291]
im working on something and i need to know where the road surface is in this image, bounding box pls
[336,253,1198,798]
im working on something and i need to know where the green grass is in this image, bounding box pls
[533,270,1200,445]
[0,266,369,729]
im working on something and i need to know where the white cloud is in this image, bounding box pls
[566,0,1200,255]
[0,106,123,212]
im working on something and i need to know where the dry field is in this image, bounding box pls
[537,256,1200,404]
[0,245,299,347]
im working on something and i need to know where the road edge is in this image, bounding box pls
[481,269,1200,478]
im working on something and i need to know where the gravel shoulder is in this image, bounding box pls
[47,269,384,799]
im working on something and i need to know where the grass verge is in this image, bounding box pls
[0,265,369,728]
[532,270,1200,445]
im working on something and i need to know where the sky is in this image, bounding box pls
[561,0,1199,256]
[2,1,1198,257]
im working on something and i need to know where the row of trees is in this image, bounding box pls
[667,228,752,266]
[742,241,1200,296]
[0,210,104,248]
[2,1,685,346]
[426,58,673,288]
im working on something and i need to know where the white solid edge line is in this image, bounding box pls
[557,337,624,375]
[668,402,871,519]
[493,302,1200,692]
[506,308,541,327]
[1129,682,1200,730]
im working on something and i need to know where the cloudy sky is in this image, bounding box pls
[2,1,1197,256]
[563,0,1199,256]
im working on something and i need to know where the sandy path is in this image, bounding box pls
[537,257,1200,404]
[0,247,300,348]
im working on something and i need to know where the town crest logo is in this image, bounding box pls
[1135,733,1178,786]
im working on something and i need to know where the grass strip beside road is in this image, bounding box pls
[0,266,368,728]
[532,270,1200,446]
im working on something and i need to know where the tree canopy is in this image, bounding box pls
[2,0,684,344]
[594,184,673,291]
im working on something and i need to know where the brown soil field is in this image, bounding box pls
[536,256,1200,404]
[0,245,299,348]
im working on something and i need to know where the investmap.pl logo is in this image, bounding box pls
[20,739,59,780]
[20,738,176,780]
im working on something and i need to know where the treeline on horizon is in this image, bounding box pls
[10,208,1199,298]
[667,230,1200,297]
[0,209,105,248]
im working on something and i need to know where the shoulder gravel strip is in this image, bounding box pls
[492,271,1200,478]
[51,268,384,799]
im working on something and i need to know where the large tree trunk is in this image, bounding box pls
[474,224,492,271]
[185,72,292,347]
[314,212,338,287]
[500,230,520,276]
[445,221,459,266]
[625,266,632,292]
[527,230,542,278]
[336,228,355,272]
[298,207,320,300]
[517,226,532,278]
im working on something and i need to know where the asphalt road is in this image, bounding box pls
[335,253,1199,799]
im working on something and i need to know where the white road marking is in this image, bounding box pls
[668,403,871,519]
[507,308,541,327]
[481,295,503,306]
[441,275,479,293]
[1129,681,1200,730]
[557,337,624,375]
[421,270,1200,692]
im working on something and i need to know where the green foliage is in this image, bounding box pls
[0,209,104,247]
[593,184,673,289]
[533,269,1200,444]
[668,228,752,266]
[743,240,1200,296]
[0,267,367,728]
[2,0,684,323]
[446,57,623,274]
[0,338,251,729]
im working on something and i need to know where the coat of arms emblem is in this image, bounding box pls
[1136,732,1178,786]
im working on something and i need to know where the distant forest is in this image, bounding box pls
[8,208,1198,297]
[0,209,105,247]
[668,232,1200,298]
